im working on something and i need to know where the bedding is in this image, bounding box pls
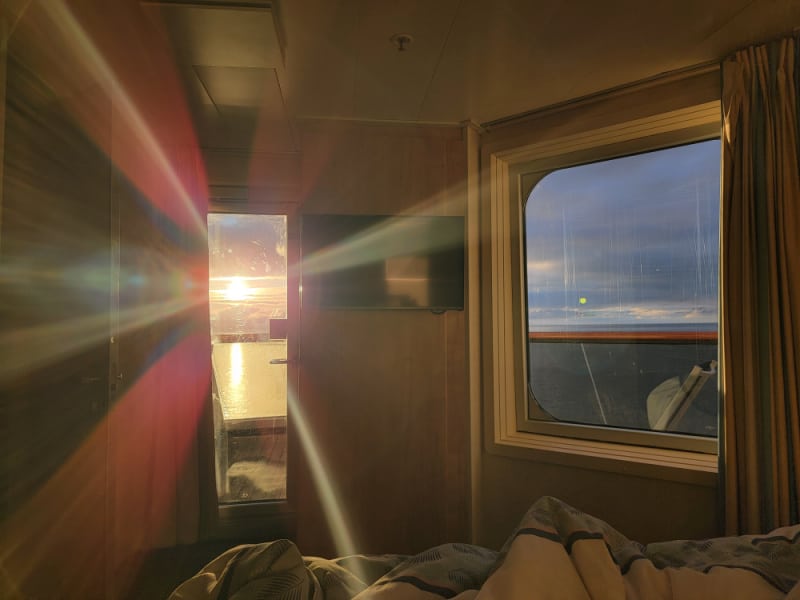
[169,496,800,599]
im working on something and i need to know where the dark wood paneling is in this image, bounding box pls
[0,56,111,599]
[1,4,212,595]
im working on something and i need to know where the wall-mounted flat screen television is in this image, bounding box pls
[301,214,465,311]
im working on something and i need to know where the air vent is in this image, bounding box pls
[140,1,272,9]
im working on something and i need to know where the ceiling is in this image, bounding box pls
[143,0,800,153]
[7,0,799,154]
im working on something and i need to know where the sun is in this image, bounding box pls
[224,277,249,301]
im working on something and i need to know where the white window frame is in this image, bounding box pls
[483,101,721,484]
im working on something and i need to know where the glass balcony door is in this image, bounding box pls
[208,213,289,503]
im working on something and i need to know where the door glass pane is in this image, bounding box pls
[208,213,287,502]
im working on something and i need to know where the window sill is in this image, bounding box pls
[488,428,718,487]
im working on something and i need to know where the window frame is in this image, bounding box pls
[482,100,721,482]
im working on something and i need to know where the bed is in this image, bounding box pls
[168,496,800,599]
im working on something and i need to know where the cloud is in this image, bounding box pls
[526,259,561,276]
[529,299,718,330]
[524,138,720,329]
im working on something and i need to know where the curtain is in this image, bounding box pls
[721,34,800,535]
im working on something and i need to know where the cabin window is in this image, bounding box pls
[523,140,720,449]
[484,96,722,467]
[208,213,288,504]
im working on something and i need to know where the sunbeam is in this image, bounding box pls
[299,214,461,277]
[286,384,363,571]
[297,186,467,282]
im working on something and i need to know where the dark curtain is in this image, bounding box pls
[721,33,800,534]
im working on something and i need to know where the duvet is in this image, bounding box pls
[169,496,800,599]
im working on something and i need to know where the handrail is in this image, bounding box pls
[528,330,718,342]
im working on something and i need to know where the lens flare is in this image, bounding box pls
[21,0,207,235]
[0,332,210,595]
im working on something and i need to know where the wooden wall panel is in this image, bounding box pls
[479,454,719,549]
[294,122,470,556]
[443,136,470,542]
[482,67,720,153]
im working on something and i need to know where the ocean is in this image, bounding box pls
[527,330,718,437]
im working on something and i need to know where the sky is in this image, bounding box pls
[525,138,720,331]
[207,214,288,334]
[208,214,287,280]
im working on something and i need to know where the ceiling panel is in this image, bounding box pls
[134,0,800,134]
[194,65,274,108]
[280,0,460,121]
[279,0,800,125]
[191,67,295,152]
[699,0,800,54]
[141,1,295,153]
[347,0,461,121]
[404,0,757,123]
[152,2,282,69]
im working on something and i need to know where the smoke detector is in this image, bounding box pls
[389,33,414,52]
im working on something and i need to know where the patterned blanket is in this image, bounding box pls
[169,496,800,599]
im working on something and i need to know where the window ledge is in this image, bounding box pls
[489,428,718,486]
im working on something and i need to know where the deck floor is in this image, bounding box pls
[219,424,287,503]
